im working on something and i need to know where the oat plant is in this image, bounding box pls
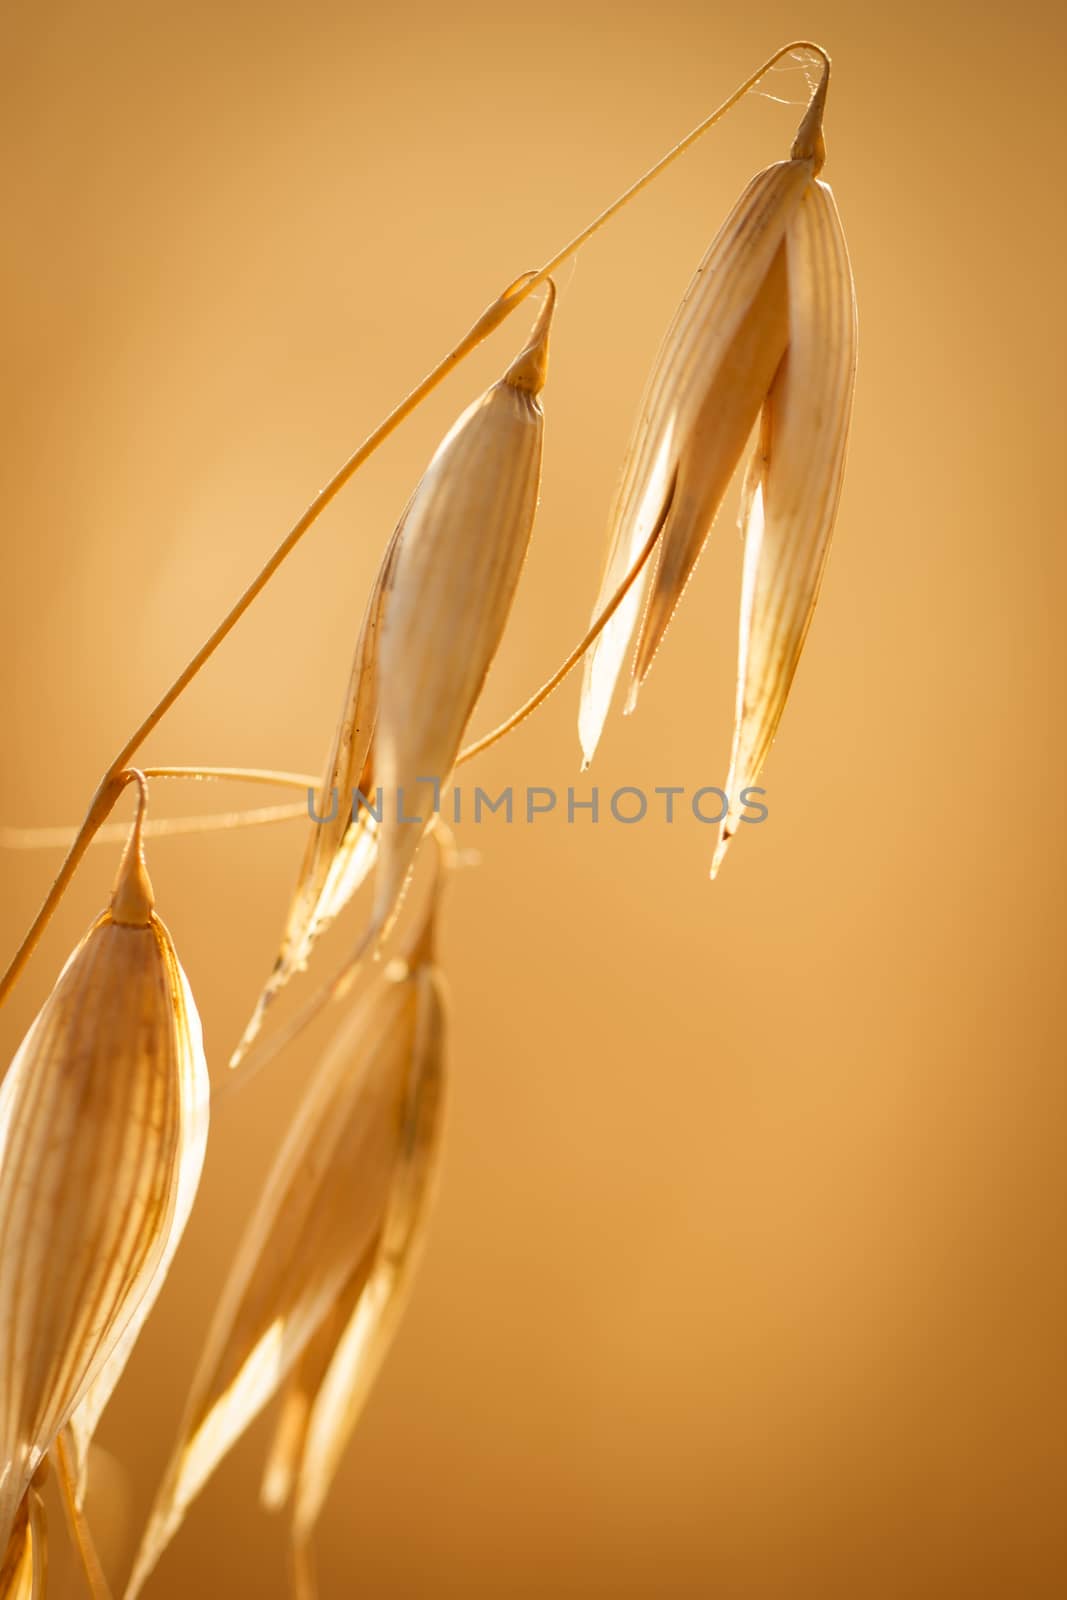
[0,41,856,1600]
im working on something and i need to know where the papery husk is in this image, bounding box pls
[713,176,857,874]
[290,958,445,1544]
[370,286,553,937]
[578,159,810,765]
[125,892,445,1600]
[0,809,209,1558]
[231,288,553,1070]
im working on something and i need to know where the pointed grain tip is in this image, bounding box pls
[110,805,154,926]
[710,827,732,880]
[790,53,829,174]
[504,280,555,395]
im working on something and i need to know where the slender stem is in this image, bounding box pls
[0,768,315,849]
[142,765,319,790]
[291,1534,319,1600]
[0,40,830,1006]
[520,42,829,298]
[54,1430,114,1600]
[1,802,308,851]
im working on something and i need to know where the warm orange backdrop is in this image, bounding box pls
[2,2,1064,1596]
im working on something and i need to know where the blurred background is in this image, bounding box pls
[2,1,1064,1595]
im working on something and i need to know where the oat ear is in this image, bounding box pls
[289,961,446,1551]
[368,284,553,941]
[0,784,209,1567]
[228,286,554,1073]
[713,176,857,875]
[578,160,810,765]
[123,880,444,1600]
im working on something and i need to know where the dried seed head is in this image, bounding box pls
[579,160,810,765]
[126,880,446,1600]
[230,286,554,1069]
[577,81,855,877]
[371,283,554,935]
[0,789,209,1557]
[712,175,856,875]
[289,952,445,1544]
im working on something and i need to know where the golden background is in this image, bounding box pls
[1,1,1064,1595]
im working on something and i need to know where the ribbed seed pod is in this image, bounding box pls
[579,160,809,765]
[230,286,553,1070]
[578,88,856,875]
[713,176,857,873]
[126,885,446,1600]
[371,284,554,934]
[289,984,444,1550]
[0,790,209,1561]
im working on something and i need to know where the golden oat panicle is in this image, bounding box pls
[712,172,857,875]
[125,881,446,1600]
[578,159,811,766]
[0,790,210,1557]
[370,284,554,939]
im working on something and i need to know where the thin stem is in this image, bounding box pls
[522,42,829,297]
[291,1533,319,1600]
[0,766,316,849]
[54,1430,114,1600]
[1,802,308,851]
[142,765,319,790]
[0,40,830,1006]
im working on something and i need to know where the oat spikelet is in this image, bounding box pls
[370,284,554,937]
[126,884,446,1600]
[287,950,444,1555]
[0,785,209,1562]
[578,160,809,765]
[712,175,857,875]
[230,287,553,1070]
[577,71,856,875]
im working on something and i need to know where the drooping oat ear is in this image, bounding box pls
[230,286,553,1071]
[229,515,405,1069]
[0,786,209,1563]
[124,881,445,1600]
[578,160,810,766]
[370,284,554,937]
[0,1488,46,1600]
[713,177,857,875]
[290,958,446,1548]
[257,951,444,1538]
